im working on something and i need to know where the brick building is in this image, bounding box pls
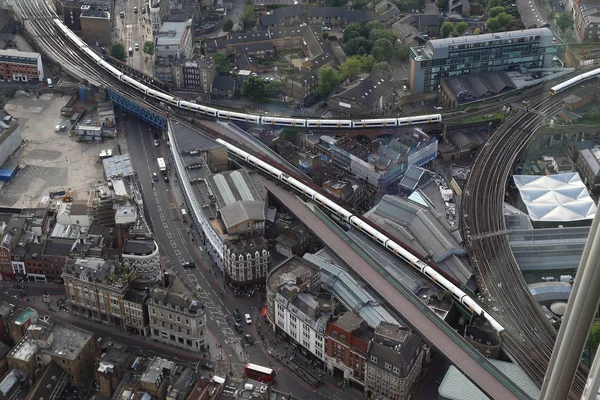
[0,49,43,83]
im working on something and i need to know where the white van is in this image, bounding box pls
[47,78,53,88]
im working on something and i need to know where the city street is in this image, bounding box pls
[120,116,352,399]
[114,0,153,74]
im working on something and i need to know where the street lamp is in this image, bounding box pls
[229,354,233,376]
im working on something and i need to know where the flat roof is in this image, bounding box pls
[14,309,35,325]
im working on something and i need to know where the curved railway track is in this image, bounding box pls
[462,84,593,399]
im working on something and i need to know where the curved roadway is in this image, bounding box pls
[462,85,593,399]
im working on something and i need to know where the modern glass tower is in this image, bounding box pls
[409,27,557,94]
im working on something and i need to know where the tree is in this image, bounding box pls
[486,0,502,9]
[370,28,398,43]
[213,53,231,75]
[496,12,512,27]
[143,41,155,56]
[436,0,447,11]
[487,5,505,18]
[339,56,366,79]
[588,319,600,355]
[440,21,455,38]
[395,43,410,61]
[316,66,340,98]
[486,17,501,32]
[345,37,372,56]
[366,21,386,33]
[371,38,394,62]
[373,61,391,73]
[557,13,574,32]
[241,5,255,27]
[223,19,234,32]
[455,21,469,36]
[242,77,266,102]
[110,43,126,61]
[342,23,367,43]
[474,27,481,34]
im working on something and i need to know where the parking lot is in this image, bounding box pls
[0,92,109,208]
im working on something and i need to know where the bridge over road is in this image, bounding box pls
[261,178,531,400]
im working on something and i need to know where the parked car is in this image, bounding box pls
[234,309,242,322]
[200,362,214,370]
[154,139,159,146]
[164,175,169,183]
[134,6,138,12]
[152,173,159,181]
[245,334,254,345]
[245,313,252,325]
[135,43,139,51]
[234,322,244,333]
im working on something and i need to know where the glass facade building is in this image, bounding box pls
[409,28,556,94]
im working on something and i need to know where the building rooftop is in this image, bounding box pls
[220,201,265,230]
[149,274,202,316]
[8,337,38,361]
[64,258,122,285]
[259,4,303,26]
[156,21,189,47]
[334,311,365,332]
[40,323,93,361]
[13,308,35,326]
[305,251,402,329]
[141,357,175,385]
[513,173,597,222]
[331,74,391,107]
[207,168,264,206]
[212,76,236,91]
[27,361,65,400]
[0,48,40,61]
[267,255,319,294]
[364,195,472,285]
[81,9,109,18]
[369,324,421,373]
[441,72,516,103]
[123,239,157,256]
[43,238,75,257]
[236,377,270,399]
[171,120,222,154]
[439,359,540,400]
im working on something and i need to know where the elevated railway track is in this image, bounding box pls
[462,83,594,399]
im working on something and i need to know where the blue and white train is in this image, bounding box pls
[550,67,600,95]
[53,18,442,129]
[215,138,506,337]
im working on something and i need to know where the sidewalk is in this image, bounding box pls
[11,293,224,364]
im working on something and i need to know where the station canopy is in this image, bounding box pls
[513,173,597,222]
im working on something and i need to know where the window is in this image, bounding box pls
[385,362,392,370]
[370,355,378,363]
[340,334,346,343]
[332,330,337,339]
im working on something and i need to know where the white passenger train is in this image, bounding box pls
[549,67,600,95]
[53,18,442,129]
[214,138,506,337]
[54,16,506,335]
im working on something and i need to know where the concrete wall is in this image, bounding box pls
[0,123,21,167]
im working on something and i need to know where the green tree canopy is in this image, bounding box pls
[440,21,455,38]
[110,43,126,61]
[342,22,368,43]
[373,61,392,73]
[496,12,512,27]
[474,27,481,34]
[371,38,394,62]
[241,5,255,27]
[455,21,469,36]
[345,37,372,56]
[369,28,398,43]
[486,0,502,9]
[486,17,501,32]
[436,0,447,11]
[316,65,341,98]
[339,54,376,79]
[557,13,574,32]
[143,41,155,56]
[395,43,410,61]
[223,19,234,32]
[488,5,505,17]
[213,53,231,75]
[588,319,600,355]
[242,77,266,102]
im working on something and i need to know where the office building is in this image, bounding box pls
[155,20,193,60]
[409,28,555,93]
[80,9,111,46]
[147,273,207,351]
[172,57,215,92]
[0,49,43,84]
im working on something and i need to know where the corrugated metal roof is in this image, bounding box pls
[439,359,540,400]
[305,253,400,329]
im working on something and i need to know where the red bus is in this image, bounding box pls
[244,363,276,383]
